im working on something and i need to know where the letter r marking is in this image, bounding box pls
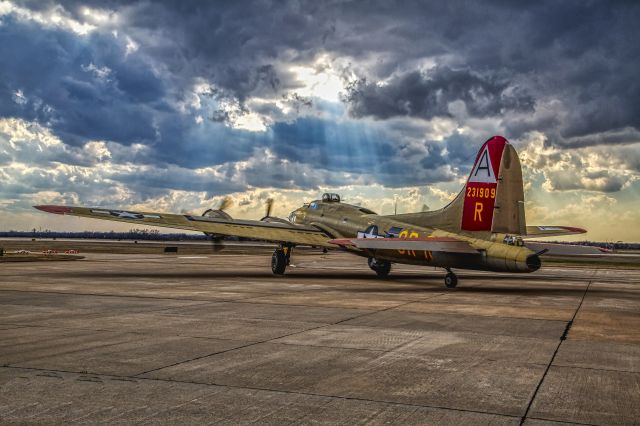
[474,202,483,222]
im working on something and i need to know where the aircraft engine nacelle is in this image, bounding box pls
[202,208,232,220]
[258,197,290,224]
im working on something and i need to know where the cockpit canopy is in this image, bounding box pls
[321,193,341,203]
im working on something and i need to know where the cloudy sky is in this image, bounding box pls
[1,0,639,240]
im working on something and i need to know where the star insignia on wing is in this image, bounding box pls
[111,210,144,219]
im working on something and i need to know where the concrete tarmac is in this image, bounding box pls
[0,251,638,424]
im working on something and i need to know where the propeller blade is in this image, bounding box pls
[210,235,225,252]
[264,198,274,218]
[218,196,233,211]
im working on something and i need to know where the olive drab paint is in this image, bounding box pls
[461,136,507,231]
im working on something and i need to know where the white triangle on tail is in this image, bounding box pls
[468,147,496,184]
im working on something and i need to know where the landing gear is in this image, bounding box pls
[271,245,292,275]
[444,269,458,288]
[368,257,391,278]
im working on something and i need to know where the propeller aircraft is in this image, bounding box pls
[34,136,601,288]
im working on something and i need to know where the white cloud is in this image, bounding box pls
[12,89,27,105]
[228,110,268,132]
[0,118,114,165]
[82,63,112,81]
[124,35,139,55]
[289,54,345,102]
[518,131,639,193]
[0,2,98,35]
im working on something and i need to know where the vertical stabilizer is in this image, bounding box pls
[388,135,527,235]
[491,143,526,234]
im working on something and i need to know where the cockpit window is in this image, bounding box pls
[309,202,319,209]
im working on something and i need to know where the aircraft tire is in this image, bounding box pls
[368,258,391,278]
[375,261,391,277]
[271,249,287,275]
[445,272,458,288]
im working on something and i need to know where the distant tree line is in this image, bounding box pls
[0,230,212,241]
[544,240,640,250]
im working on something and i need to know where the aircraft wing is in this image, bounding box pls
[33,205,333,248]
[329,237,479,253]
[524,226,587,238]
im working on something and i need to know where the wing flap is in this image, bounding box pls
[329,237,479,253]
[34,205,332,247]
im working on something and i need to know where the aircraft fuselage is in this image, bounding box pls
[290,200,539,274]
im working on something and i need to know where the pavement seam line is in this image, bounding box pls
[0,365,521,420]
[518,278,594,426]
[130,298,422,377]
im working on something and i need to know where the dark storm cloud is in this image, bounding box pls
[0,16,264,170]
[126,1,638,145]
[2,0,640,197]
[12,1,640,128]
[0,18,167,146]
[342,66,534,120]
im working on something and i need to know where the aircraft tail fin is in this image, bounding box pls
[388,136,526,235]
[461,135,526,234]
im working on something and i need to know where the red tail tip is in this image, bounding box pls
[33,205,73,215]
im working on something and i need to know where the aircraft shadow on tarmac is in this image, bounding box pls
[342,285,591,295]
[52,270,576,282]
[44,270,614,295]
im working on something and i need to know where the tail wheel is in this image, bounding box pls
[444,272,458,288]
[271,249,287,275]
[368,257,391,278]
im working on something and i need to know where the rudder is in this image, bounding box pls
[461,136,525,234]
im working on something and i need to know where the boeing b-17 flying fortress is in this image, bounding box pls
[35,136,602,288]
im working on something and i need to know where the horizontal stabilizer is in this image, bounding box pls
[525,241,608,256]
[329,237,479,253]
[524,225,587,238]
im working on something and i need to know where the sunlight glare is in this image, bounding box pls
[289,55,344,102]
